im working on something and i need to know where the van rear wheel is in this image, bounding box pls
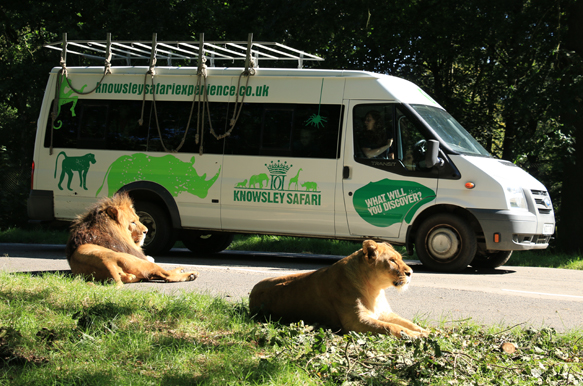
[134,201,175,256]
[415,213,477,272]
[181,231,234,255]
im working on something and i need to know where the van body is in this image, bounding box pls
[28,65,555,272]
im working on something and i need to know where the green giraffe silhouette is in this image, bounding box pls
[288,168,302,190]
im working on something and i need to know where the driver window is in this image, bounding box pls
[353,104,394,160]
[396,108,428,171]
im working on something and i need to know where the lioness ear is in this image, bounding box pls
[362,240,379,263]
[106,207,119,221]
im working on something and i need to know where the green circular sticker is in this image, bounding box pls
[353,179,435,227]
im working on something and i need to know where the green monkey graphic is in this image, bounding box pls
[54,151,96,191]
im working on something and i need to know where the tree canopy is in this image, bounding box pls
[1,0,581,251]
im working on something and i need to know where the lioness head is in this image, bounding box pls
[362,240,412,292]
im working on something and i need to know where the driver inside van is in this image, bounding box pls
[356,110,393,159]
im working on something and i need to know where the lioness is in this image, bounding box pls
[66,192,198,286]
[249,240,429,339]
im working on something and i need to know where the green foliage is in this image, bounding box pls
[251,320,583,385]
[1,0,582,250]
[0,225,69,243]
[511,249,583,270]
[228,234,365,256]
[1,271,581,385]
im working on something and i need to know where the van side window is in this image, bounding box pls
[353,104,394,160]
[106,102,148,151]
[395,107,429,171]
[224,103,263,155]
[261,108,293,152]
[225,103,342,159]
[178,101,227,155]
[45,99,341,158]
[44,99,223,154]
[77,103,108,149]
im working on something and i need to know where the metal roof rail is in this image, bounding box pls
[44,32,324,69]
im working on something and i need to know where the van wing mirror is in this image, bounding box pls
[425,139,444,168]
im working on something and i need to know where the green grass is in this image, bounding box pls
[0,226,70,245]
[1,271,581,385]
[1,226,582,270]
[226,234,364,256]
[509,248,583,270]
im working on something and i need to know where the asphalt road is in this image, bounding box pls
[1,243,582,333]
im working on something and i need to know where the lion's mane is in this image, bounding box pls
[65,193,147,261]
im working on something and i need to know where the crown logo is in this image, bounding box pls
[266,160,292,175]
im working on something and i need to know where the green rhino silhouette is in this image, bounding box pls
[96,153,221,198]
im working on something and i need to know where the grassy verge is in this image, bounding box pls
[0,226,70,245]
[1,271,581,385]
[1,226,581,270]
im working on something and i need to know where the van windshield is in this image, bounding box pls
[411,105,491,157]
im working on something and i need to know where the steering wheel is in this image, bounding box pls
[413,139,427,168]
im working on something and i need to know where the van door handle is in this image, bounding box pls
[343,166,350,179]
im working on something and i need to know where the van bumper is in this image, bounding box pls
[27,190,55,221]
[468,208,554,251]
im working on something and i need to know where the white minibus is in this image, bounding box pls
[28,35,555,272]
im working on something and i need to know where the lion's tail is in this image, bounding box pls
[95,162,114,197]
[54,151,66,178]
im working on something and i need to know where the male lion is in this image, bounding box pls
[66,192,198,286]
[249,240,429,339]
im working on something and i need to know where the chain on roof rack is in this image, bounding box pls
[44,33,324,69]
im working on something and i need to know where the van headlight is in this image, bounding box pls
[506,186,527,210]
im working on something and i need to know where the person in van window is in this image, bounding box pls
[357,110,393,159]
[293,128,320,157]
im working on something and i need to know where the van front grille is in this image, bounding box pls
[530,189,553,214]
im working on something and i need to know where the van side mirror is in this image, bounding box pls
[425,139,444,168]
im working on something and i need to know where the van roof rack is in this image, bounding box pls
[44,32,324,69]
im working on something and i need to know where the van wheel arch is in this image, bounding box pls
[408,205,483,272]
[117,182,181,228]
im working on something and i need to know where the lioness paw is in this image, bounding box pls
[399,329,426,339]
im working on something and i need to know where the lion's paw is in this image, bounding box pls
[180,268,199,276]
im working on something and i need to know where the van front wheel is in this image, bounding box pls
[181,231,234,255]
[415,214,477,272]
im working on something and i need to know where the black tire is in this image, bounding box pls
[134,201,175,256]
[415,213,477,272]
[181,230,234,255]
[471,250,513,269]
